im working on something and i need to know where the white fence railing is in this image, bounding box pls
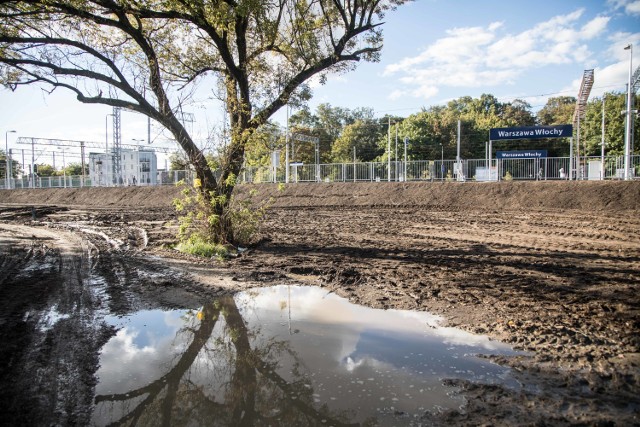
[242,155,639,184]
[1,155,638,190]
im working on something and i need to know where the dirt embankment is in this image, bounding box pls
[2,180,639,211]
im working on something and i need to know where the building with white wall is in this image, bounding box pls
[89,148,158,186]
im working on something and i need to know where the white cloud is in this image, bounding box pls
[608,0,640,15]
[384,9,612,101]
[628,1,640,14]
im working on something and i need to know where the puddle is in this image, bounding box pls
[92,285,523,426]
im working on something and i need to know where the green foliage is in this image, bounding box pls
[0,150,22,178]
[35,164,56,177]
[537,96,576,125]
[173,180,271,254]
[169,152,189,171]
[176,235,228,259]
[503,171,513,181]
[227,190,273,247]
[581,92,632,156]
[331,119,383,162]
[64,162,87,176]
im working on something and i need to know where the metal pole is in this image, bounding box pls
[8,148,12,189]
[404,137,408,182]
[456,120,461,179]
[31,137,35,188]
[353,147,356,182]
[601,94,606,180]
[105,114,112,154]
[62,148,67,189]
[577,113,581,179]
[5,130,16,189]
[569,137,574,181]
[395,125,398,181]
[387,117,391,182]
[285,107,290,183]
[440,143,444,181]
[81,142,86,187]
[489,140,492,181]
[624,44,633,180]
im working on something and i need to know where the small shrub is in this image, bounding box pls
[173,180,272,255]
[176,235,229,259]
[503,171,513,181]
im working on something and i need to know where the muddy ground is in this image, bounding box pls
[0,181,639,426]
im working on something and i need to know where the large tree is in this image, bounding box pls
[0,0,409,243]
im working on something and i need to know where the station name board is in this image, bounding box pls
[496,150,548,159]
[490,125,572,141]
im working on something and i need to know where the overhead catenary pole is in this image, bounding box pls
[31,137,35,188]
[80,142,86,187]
[395,125,398,181]
[456,120,461,180]
[577,113,581,179]
[489,139,492,181]
[5,130,16,189]
[387,116,391,182]
[624,44,633,180]
[285,106,290,183]
[601,94,606,180]
[569,137,574,181]
[105,114,111,154]
[404,137,408,182]
[353,146,356,182]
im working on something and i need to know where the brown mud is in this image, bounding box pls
[0,181,639,425]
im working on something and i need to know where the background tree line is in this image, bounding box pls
[240,92,637,168]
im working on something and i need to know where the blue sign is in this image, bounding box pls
[490,125,572,140]
[496,150,548,159]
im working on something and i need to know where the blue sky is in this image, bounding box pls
[1,0,639,165]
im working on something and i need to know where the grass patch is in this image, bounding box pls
[175,235,229,259]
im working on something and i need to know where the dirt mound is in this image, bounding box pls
[251,180,640,211]
[0,186,182,208]
[2,180,638,211]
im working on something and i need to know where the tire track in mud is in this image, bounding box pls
[0,216,216,424]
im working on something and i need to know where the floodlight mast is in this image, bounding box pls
[623,44,632,180]
[572,69,594,180]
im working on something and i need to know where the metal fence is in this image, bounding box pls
[241,155,639,184]
[1,155,638,190]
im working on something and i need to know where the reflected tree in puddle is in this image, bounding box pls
[94,296,362,426]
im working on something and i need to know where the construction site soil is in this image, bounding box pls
[0,180,639,426]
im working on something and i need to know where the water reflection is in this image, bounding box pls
[93,286,521,426]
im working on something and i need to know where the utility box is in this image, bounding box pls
[588,160,603,181]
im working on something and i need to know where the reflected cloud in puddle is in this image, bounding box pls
[93,285,524,426]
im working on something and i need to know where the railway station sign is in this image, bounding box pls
[496,150,548,159]
[490,125,572,141]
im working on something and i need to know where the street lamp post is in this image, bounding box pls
[624,44,633,180]
[5,130,16,189]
